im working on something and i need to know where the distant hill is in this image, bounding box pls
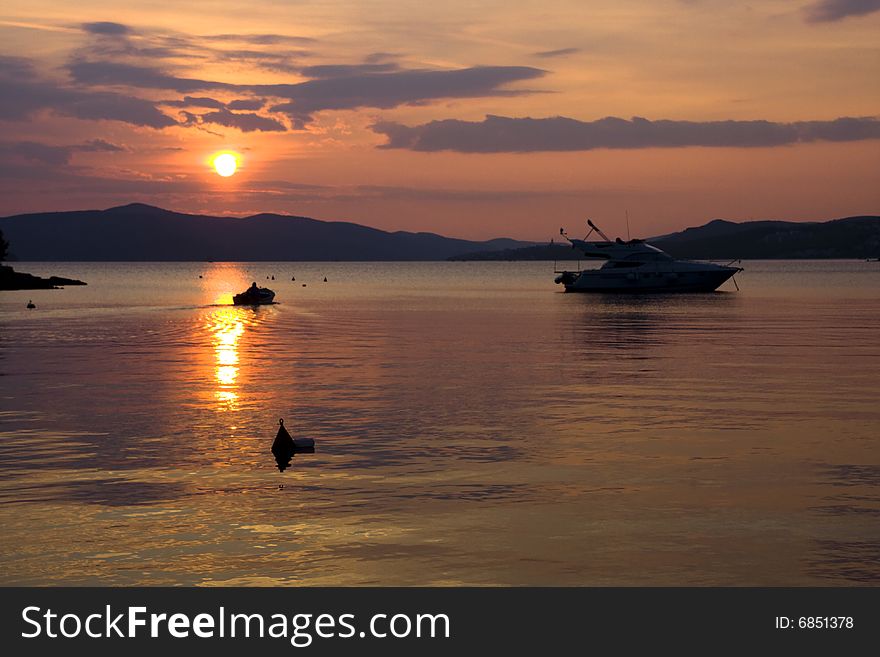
[450,216,880,260]
[0,204,530,262]
[653,216,880,259]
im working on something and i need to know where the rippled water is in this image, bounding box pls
[1,260,878,585]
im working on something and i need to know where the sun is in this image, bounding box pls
[212,152,239,177]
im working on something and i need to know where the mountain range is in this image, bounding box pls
[653,216,880,259]
[1,204,878,261]
[0,204,528,261]
[453,216,880,260]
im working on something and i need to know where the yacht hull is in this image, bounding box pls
[563,268,737,293]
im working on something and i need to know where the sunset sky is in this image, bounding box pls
[1,0,878,239]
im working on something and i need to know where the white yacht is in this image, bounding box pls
[554,220,742,293]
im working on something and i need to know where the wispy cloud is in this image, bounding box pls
[373,114,880,152]
[299,63,401,78]
[202,32,316,45]
[267,66,546,128]
[532,47,580,58]
[804,0,880,22]
[57,23,548,130]
[66,52,546,130]
[74,22,307,72]
[214,49,308,73]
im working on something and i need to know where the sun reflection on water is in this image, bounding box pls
[209,307,246,409]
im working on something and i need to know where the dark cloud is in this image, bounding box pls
[79,139,126,152]
[2,142,73,166]
[268,66,546,128]
[804,0,880,22]
[0,57,177,129]
[10,24,550,135]
[227,98,266,111]
[0,55,34,80]
[162,96,227,109]
[67,60,232,93]
[0,139,126,166]
[372,114,880,152]
[81,22,131,36]
[532,47,580,58]
[162,98,286,133]
[64,92,179,128]
[65,56,545,129]
[198,108,287,132]
[60,23,550,129]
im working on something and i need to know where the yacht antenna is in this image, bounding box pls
[586,219,611,242]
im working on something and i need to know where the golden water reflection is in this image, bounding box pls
[209,307,247,409]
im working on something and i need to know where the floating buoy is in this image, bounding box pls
[271,418,315,472]
[26,300,35,309]
[302,283,307,287]
[323,277,327,282]
[272,418,294,472]
[274,419,293,449]
[199,275,203,278]
[271,275,275,280]
[291,276,295,281]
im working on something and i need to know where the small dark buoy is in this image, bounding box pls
[291,276,295,281]
[272,418,294,472]
[323,276,327,282]
[271,418,315,471]
[271,275,275,280]
[302,283,307,287]
[276,418,292,441]
[199,275,203,278]
[26,300,36,309]
[266,275,270,279]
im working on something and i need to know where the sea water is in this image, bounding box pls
[0,260,878,585]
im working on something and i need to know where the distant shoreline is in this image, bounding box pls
[0,264,87,290]
[1,203,877,262]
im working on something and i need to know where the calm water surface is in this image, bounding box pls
[1,261,878,585]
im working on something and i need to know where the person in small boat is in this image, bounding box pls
[250,281,258,290]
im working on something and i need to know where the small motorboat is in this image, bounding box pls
[233,282,275,305]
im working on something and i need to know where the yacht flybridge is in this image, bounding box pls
[554,219,742,293]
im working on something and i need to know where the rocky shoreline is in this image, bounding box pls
[0,265,87,290]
